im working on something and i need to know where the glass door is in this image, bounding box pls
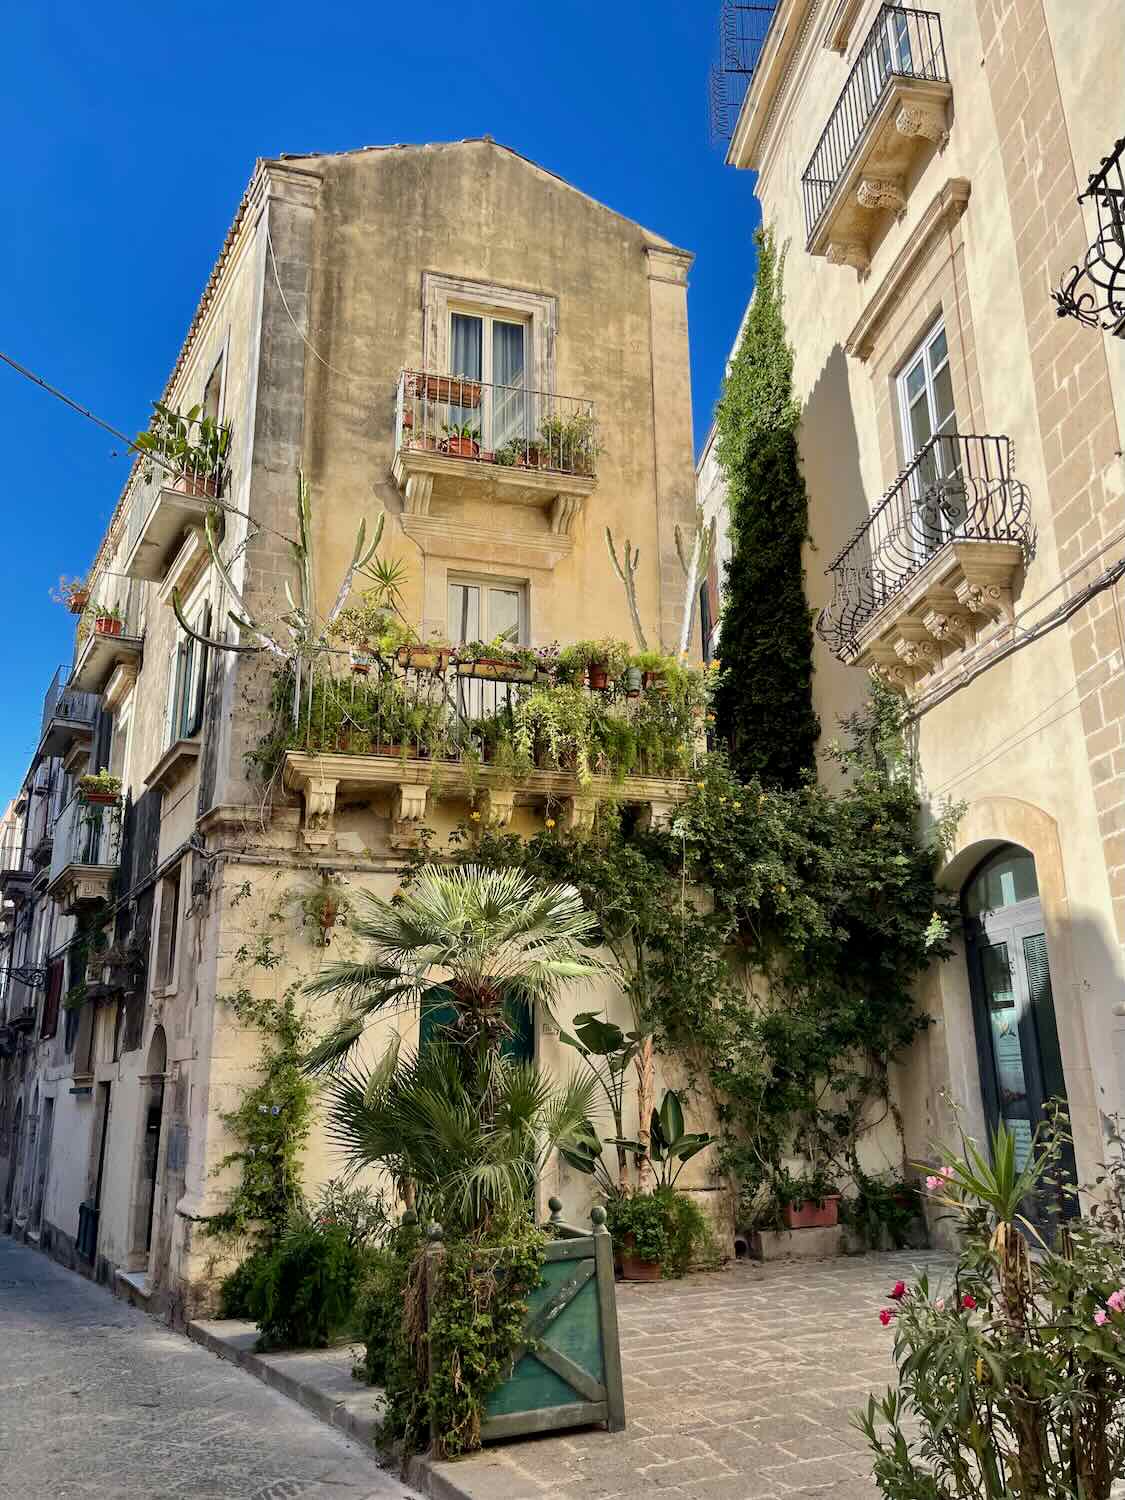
[450,312,528,456]
[898,321,963,556]
[964,846,1076,1220]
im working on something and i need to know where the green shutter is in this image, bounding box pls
[418,986,533,1061]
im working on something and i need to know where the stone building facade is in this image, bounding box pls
[706,0,1125,1220]
[0,140,708,1316]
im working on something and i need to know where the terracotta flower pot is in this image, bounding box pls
[95,617,123,637]
[67,589,91,616]
[397,645,449,671]
[642,670,666,691]
[79,790,119,806]
[414,374,481,406]
[588,664,610,691]
[442,435,480,459]
[783,1195,840,1230]
[619,1236,662,1281]
[174,471,219,499]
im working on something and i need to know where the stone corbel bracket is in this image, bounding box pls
[390,783,429,849]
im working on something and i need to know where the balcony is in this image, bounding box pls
[802,6,951,270]
[38,665,100,759]
[46,796,122,914]
[278,647,702,850]
[392,371,598,540]
[1054,136,1125,337]
[70,596,143,694]
[816,433,1033,692]
[122,412,231,581]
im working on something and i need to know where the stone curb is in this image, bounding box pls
[186,1318,480,1500]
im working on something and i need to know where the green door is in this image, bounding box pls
[418,985,533,1061]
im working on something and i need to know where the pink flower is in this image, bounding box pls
[1095,1310,1109,1326]
[890,1281,907,1301]
[1109,1289,1125,1312]
[962,1293,977,1311]
[925,1166,956,1192]
[935,1298,945,1311]
[879,1308,895,1326]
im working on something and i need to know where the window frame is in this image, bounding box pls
[164,578,211,751]
[446,574,529,648]
[896,316,956,466]
[153,866,182,994]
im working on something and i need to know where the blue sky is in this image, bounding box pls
[1,0,760,794]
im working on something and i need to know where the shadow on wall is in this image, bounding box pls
[800,343,872,763]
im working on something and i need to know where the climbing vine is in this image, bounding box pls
[713,225,819,788]
[199,879,316,1244]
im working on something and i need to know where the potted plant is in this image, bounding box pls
[412,371,482,407]
[441,422,481,459]
[51,576,91,615]
[91,604,125,637]
[604,1192,669,1281]
[135,401,231,498]
[78,769,122,806]
[560,639,629,692]
[349,648,376,676]
[631,650,672,691]
[775,1169,841,1230]
[396,637,451,672]
[538,410,599,476]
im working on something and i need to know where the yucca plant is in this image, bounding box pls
[302,863,604,1072]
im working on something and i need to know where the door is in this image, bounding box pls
[141,1081,164,1255]
[897,321,964,557]
[450,312,529,453]
[963,846,1076,1217]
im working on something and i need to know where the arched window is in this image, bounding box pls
[962,844,1074,1214]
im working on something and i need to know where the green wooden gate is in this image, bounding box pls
[427,1206,626,1444]
[481,1208,625,1440]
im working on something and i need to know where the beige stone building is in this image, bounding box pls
[707,0,1125,1216]
[0,139,709,1316]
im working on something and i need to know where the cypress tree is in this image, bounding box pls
[713,227,819,787]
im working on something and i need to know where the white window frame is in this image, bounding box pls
[446,574,529,648]
[421,273,557,396]
[896,317,956,466]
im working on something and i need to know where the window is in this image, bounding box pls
[154,869,181,991]
[450,310,530,450]
[40,959,63,1041]
[164,594,211,749]
[898,319,956,463]
[202,354,224,424]
[447,577,526,648]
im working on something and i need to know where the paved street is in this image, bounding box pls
[432,1250,953,1500]
[0,1235,416,1500]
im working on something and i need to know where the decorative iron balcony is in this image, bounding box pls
[708,1,779,144]
[39,665,100,757]
[802,6,950,259]
[1054,137,1125,337]
[46,795,122,913]
[392,370,598,539]
[816,434,1033,678]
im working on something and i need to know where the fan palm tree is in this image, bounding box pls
[323,1038,598,1233]
[302,863,605,1073]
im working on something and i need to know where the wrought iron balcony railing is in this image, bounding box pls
[1054,136,1125,337]
[394,371,598,481]
[802,5,949,242]
[816,433,1033,662]
[40,665,100,743]
[708,1,779,144]
[48,795,122,889]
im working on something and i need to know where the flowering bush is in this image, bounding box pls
[858,1122,1125,1500]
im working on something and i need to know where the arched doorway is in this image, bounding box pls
[962,844,1075,1212]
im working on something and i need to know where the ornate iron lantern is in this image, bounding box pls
[1054,136,1125,336]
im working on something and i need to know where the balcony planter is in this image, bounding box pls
[441,435,480,460]
[587,662,610,692]
[414,374,482,407]
[79,791,119,807]
[623,667,643,698]
[783,1195,840,1231]
[174,470,219,500]
[397,644,450,672]
[68,587,91,615]
[95,615,123,637]
[457,658,534,683]
[349,648,376,676]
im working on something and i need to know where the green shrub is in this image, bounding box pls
[248,1225,364,1350]
[657,1187,717,1277]
[219,1250,270,1319]
[605,1192,670,1265]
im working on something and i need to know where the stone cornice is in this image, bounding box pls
[845,177,972,360]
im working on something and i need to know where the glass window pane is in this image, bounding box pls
[909,392,933,456]
[448,583,480,645]
[932,362,956,430]
[965,850,1040,916]
[928,328,949,369]
[980,941,1033,1169]
[450,315,483,379]
[905,361,926,402]
[491,322,528,448]
[1023,932,1066,1105]
[488,587,521,644]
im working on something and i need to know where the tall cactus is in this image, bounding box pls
[605,528,648,652]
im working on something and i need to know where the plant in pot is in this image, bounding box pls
[135,401,231,498]
[631,649,673,691]
[441,421,481,460]
[558,639,629,692]
[90,603,125,637]
[51,575,90,615]
[604,1191,669,1281]
[78,768,122,805]
[538,410,599,476]
[774,1168,840,1230]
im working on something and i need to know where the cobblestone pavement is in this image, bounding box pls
[0,1234,416,1500]
[432,1250,953,1500]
